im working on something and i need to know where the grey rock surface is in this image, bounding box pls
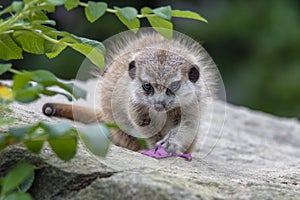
[0,80,299,200]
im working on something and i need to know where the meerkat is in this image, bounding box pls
[43,29,219,155]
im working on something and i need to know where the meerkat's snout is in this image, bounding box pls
[153,101,166,112]
[151,89,176,112]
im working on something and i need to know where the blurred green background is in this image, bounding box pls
[3,0,300,118]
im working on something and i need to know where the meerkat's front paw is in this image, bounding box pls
[160,139,183,154]
[155,128,183,154]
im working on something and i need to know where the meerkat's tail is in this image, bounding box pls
[42,103,101,124]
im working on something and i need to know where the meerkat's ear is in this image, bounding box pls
[188,65,200,83]
[128,60,136,79]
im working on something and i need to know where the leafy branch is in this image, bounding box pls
[0,1,206,68]
[0,0,105,68]
[0,162,34,200]
[0,121,112,199]
[0,1,207,199]
[78,2,207,38]
[0,121,112,159]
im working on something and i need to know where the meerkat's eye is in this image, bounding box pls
[188,65,200,83]
[142,82,154,94]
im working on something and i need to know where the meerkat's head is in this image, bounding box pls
[128,48,200,112]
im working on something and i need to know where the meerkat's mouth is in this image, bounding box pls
[153,103,168,112]
[154,107,166,112]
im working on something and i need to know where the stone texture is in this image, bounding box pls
[0,80,299,200]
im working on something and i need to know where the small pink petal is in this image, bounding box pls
[140,145,172,159]
[140,145,192,161]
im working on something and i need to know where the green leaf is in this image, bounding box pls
[13,30,45,55]
[141,7,152,15]
[30,4,55,12]
[28,10,49,21]
[0,5,13,16]
[32,20,56,26]
[42,121,72,138]
[18,169,35,192]
[42,89,73,101]
[2,162,35,194]
[12,72,32,92]
[70,43,105,68]
[78,123,111,157]
[47,0,66,6]
[48,130,77,161]
[24,140,44,154]
[9,125,35,140]
[115,12,140,33]
[32,70,57,82]
[12,1,24,13]
[14,84,44,103]
[55,82,87,100]
[71,35,106,54]
[31,25,56,37]
[3,192,32,200]
[0,34,23,60]
[0,63,12,75]
[65,0,79,10]
[152,6,172,20]
[41,121,78,161]
[146,16,173,39]
[114,6,138,21]
[85,1,107,23]
[45,41,67,58]
[24,0,34,4]
[171,10,207,23]
[0,1,24,16]
[28,78,86,101]
[14,71,80,101]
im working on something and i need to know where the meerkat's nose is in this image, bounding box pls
[154,101,166,112]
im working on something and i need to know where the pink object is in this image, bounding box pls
[140,145,192,161]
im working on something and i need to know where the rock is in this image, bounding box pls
[0,80,299,200]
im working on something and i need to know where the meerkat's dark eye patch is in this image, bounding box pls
[188,65,200,83]
[142,82,154,95]
[166,89,175,96]
[128,60,136,79]
[166,80,181,96]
